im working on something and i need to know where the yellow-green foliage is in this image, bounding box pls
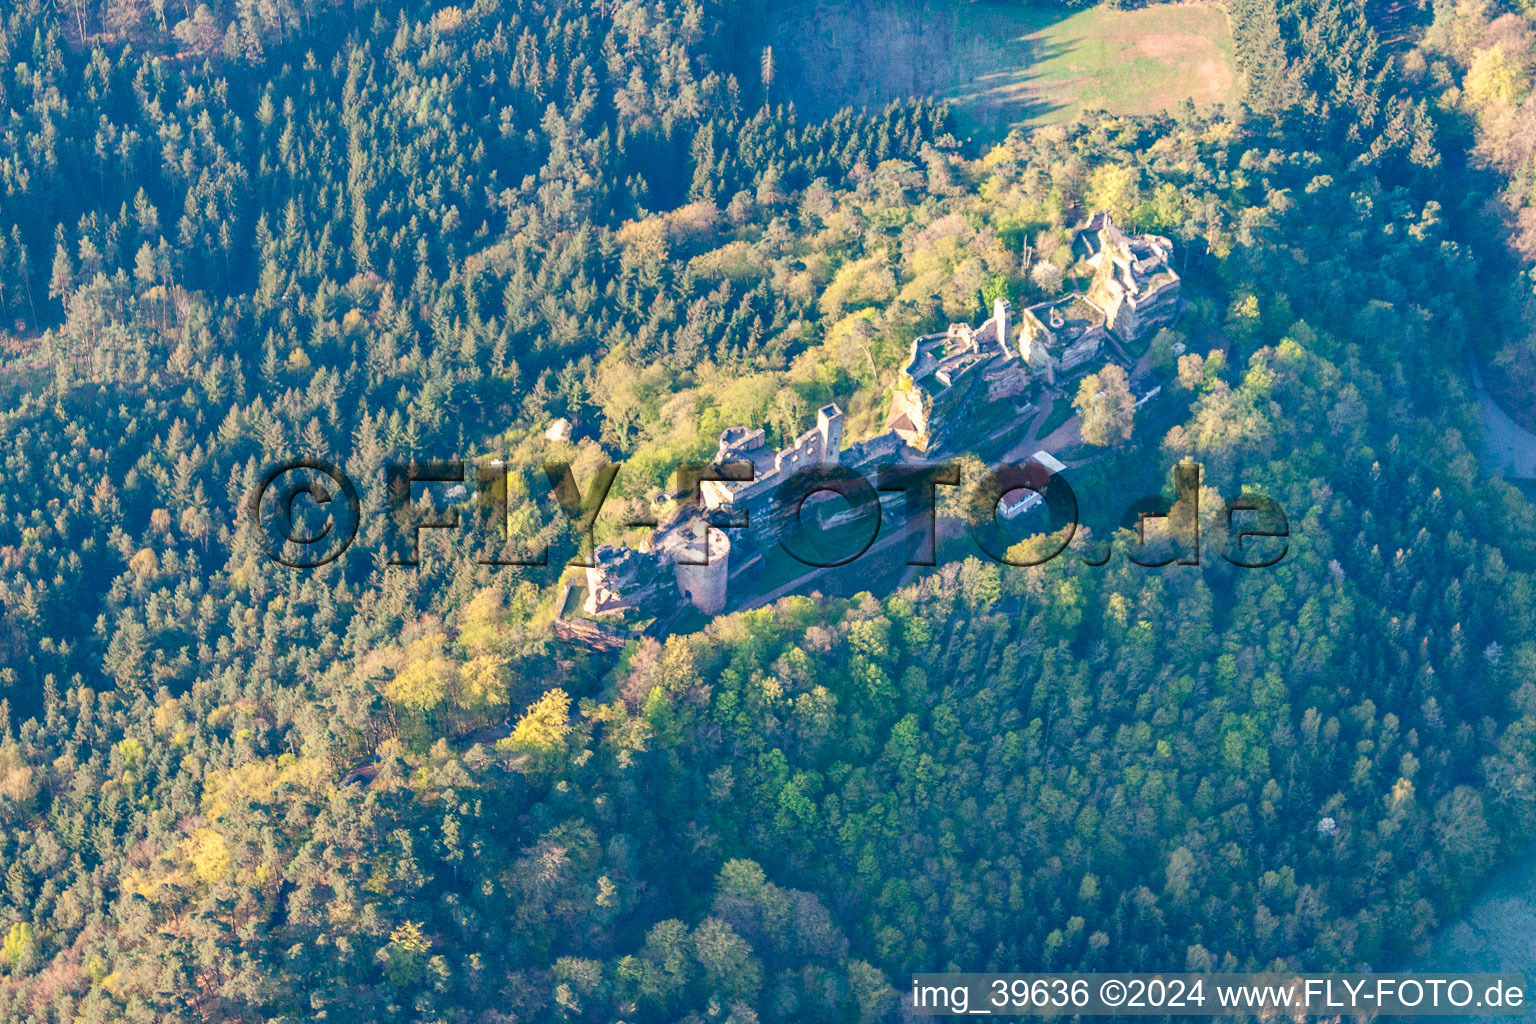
[616,216,669,283]
[609,368,786,499]
[381,623,512,744]
[1424,0,1499,65]
[202,755,331,822]
[500,688,572,758]
[384,634,458,713]
[1086,164,1143,223]
[456,588,506,656]
[689,240,761,282]
[1463,45,1531,112]
[114,737,145,766]
[383,921,432,985]
[190,829,233,883]
[818,252,896,318]
[1,922,36,969]
[152,696,189,744]
[899,212,1004,319]
[458,655,510,714]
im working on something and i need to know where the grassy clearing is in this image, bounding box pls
[1419,841,1536,991]
[771,0,1238,144]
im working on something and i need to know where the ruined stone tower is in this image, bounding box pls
[674,527,730,615]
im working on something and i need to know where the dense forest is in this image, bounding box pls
[0,0,1535,1020]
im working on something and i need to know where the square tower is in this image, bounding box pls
[817,404,843,464]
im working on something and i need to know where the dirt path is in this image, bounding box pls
[1032,412,1084,459]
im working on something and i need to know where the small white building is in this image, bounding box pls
[999,451,1067,520]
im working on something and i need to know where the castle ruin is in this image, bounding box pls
[891,215,1180,453]
[568,214,1182,625]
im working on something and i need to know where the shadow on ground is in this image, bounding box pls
[763,0,1236,145]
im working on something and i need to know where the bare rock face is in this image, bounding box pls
[1082,218,1182,343]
